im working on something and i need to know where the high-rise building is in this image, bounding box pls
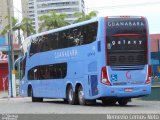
[22,0,85,33]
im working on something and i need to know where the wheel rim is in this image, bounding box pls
[78,87,84,104]
[69,88,73,101]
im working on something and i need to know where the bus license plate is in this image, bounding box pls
[124,88,133,92]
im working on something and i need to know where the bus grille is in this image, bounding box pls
[108,52,147,66]
[110,65,145,71]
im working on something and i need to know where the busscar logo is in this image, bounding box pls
[126,71,131,79]
[107,21,145,27]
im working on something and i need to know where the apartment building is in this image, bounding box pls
[22,0,85,33]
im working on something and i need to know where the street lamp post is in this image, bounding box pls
[7,0,16,97]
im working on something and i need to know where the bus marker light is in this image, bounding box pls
[145,65,152,84]
[101,67,111,86]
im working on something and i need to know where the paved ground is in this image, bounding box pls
[0,97,160,114]
[0,91,8,98]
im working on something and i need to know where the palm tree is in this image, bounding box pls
[38,11,69,32]
[20,18,35,37]
[0,17,35,44]
[74,11,98,23]
[0,16,19,36]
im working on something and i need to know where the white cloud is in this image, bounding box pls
[85,0,160,34]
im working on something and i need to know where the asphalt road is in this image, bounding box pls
[0,97,160,114]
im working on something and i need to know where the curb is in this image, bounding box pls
[0,96,23,99]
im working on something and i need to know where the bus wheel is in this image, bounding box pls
[102,99,117,106]
[31,88,43,102]
[78,86,87,105]
[118,98,130,106]
[67,85,77,105]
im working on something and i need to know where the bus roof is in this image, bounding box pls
[22,15,146,46]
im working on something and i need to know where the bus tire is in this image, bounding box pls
[102,99,117,106]
[78,85,87,105]
[67,85,78,105]
[31,88,43,102]
[118,98,130,106]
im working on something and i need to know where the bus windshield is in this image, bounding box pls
[106,18,147,66]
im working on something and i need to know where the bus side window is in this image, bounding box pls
[30,38,39,56]
[20,55,26,79]
[41,35,50,52]
[37,37,43,52]
[81,22,98,45]
[82,27,87,44]
[28,68,34,80]
[50,33,58,50]
[53,68,58,79]
[33,68,38,80]
[44,67,50,79]
[67,32,74,47]
[56,68,62,79]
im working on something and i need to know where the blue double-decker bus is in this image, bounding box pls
[19,16,151,105]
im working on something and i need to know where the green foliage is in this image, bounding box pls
[0,16,35,36]
[20,18,35,36]
[38,11,69,32]
[15,71,20,79]
[74,11,98,23]
[1,16,19,35]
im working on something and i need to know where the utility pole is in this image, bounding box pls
[7,0,16,97]
[7,0,13,97]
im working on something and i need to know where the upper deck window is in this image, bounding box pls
[29,22,98,56]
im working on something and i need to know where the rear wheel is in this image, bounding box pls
[67,85,78,105]
[78,85,86,105]
[78,86,96,105]
[102,99,117,105]
[118,98,130,106]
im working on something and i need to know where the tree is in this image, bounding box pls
[20,18,35,37]
[0,16,19,36]
[74,11,98,23]
[38,11,69,32]
[0,17,35,44]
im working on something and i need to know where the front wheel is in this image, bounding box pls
[31,88,43,102]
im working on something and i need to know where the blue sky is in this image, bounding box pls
[13,0,160,34]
